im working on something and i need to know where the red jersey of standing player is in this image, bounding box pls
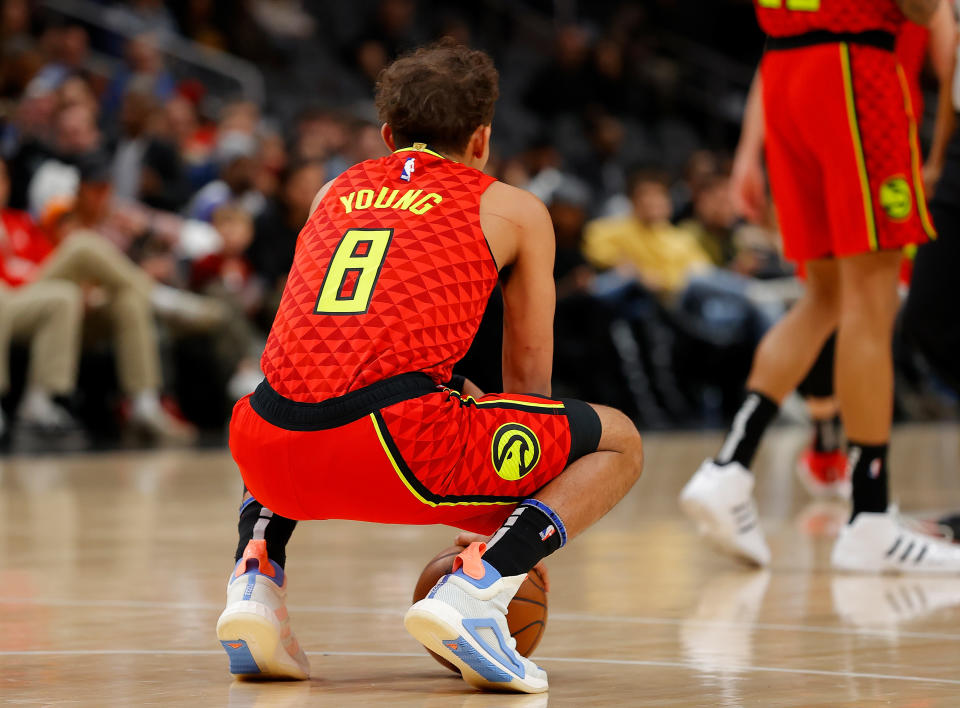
[261,145,496,402]
[755,0,903,36]
[756,0,936,262]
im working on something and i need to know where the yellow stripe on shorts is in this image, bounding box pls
[896,64,936,240]
[839,43,879,252]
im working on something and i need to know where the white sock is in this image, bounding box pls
[18,388,70,425]
[132,390,162,419]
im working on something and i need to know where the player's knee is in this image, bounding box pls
[597,405,643,482]
[839,289,897,334]
[622,428,644,486]
[803,283,840,322]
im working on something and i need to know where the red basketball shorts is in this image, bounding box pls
[229,374,601,535]
[761,40,936,262]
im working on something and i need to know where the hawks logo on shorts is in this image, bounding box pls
[879,176,912,221]
[492,423,541,481]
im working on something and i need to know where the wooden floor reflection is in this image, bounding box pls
[2,424,960,707]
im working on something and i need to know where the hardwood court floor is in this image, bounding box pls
[3,424,960,707]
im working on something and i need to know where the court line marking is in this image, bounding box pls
[3,597,960,642]
[3,649,960,687]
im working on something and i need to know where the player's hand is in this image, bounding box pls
[453,531,551,592]
[922,161,943,199]
[730,155,768,225]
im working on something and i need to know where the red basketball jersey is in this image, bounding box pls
[261,147,498,403]
[755,0,905,37]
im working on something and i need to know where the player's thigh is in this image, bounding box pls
[382,392,603,503]
[825,45,935,257]
[761,50,832,262]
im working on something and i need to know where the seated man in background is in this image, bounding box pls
[0,156,204,441]
[583,170,711,300]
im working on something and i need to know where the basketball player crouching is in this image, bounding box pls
[215,40,644,694]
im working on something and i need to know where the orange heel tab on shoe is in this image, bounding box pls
[452,542,487,580]
[235,539,275,578]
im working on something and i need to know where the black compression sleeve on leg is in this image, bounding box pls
[848,441,889,519]
[235,496,297,569]
[714,391,779,469]
[482,501,565,577]
[797,334,836,399]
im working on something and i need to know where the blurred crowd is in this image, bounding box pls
[0,0,902,446]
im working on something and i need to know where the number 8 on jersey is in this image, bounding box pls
[315,228,393,315]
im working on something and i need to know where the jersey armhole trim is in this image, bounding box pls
[477,176,501,272]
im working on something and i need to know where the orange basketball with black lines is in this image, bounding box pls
[412,545,548,673]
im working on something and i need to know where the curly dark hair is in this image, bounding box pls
[374,38,499,156]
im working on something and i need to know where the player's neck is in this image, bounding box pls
[395,144,467,165]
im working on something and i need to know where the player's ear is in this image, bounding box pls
[475,125,491,159]
[466,125,491,169]
[380,124,396,152]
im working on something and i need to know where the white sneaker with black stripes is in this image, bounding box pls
[832,510,960,574]
[679,459,770,566]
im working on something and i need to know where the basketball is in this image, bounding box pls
[412,545,548,673]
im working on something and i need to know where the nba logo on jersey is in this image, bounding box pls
[401,157,415,182]
[539,525,556,542]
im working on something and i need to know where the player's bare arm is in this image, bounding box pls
[923,0,959,190]
[480,182,556,396]
[896,0,940,24]
[731,70,768,224]
[308,179,335,218]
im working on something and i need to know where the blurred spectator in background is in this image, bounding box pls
[104,0,178,41]
[348,0,423,88]
[294,109,349,175]
[31,21,90,92]
[0,157,82,437]
[1,154,222,441]
[678,173,788,279]
[678,173,738,268]
[112,82,188,211]
[102,33,176,119]
[191,205,264,400]
[162,90,217,191]
[1,0,31,45]
[22,95,103,218]
[526,25,594,121]
[253,125,288,202]
[247,158,326,323]
[584,170,711,298]
[187,130,265,221]
[249,0,316,41]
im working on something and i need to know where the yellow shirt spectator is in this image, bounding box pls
[583,175,712,296]
[583,217,712,296]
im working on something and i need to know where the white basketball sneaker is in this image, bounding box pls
[679,459,771,566]
[216,540,310,679]
[831,510,960,574]
[404,542,548,694]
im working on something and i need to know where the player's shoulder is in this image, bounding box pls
[480,180,551,231]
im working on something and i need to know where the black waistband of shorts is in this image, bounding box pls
[766,30,895,52]
[250,373,437,431]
